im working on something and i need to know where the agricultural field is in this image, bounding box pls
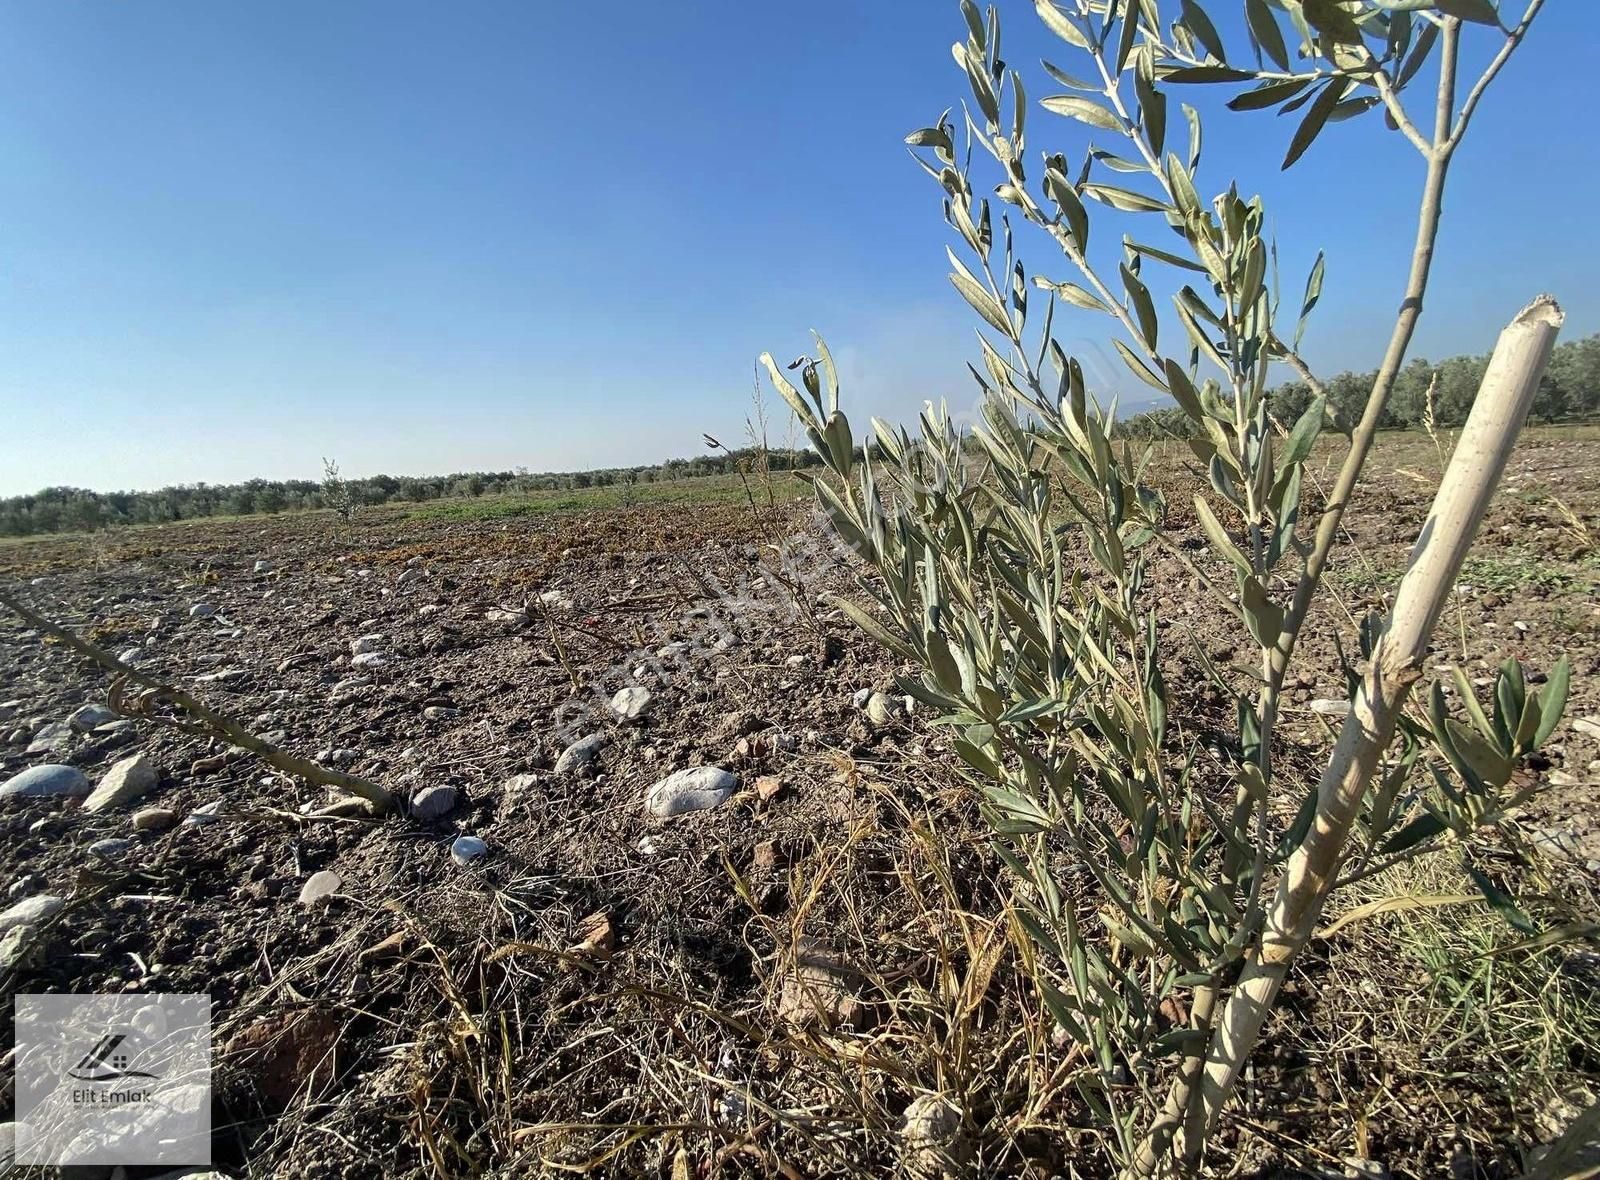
[1,426,1597,1178]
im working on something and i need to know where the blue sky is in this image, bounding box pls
[0,1,1592,496]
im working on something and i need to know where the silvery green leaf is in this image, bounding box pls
[1227,77,1312,112]
[1245,0,1291,70]
[1041,94,1123,131]
[1434,0,1502,25]
[948,248,1016,338]
[1194,494,1253,575]
[1042,60,1098,90]
[1281,395,1327,467]
[1114,339,1167,390]
[1283,76,1351,170]
[1295,251,1325,349]
[1178,0,1227,61]
[1239,575,1284,647]
[1120,263,1159,351]
[1533,657,1570,748]
[1083,183,1170,213]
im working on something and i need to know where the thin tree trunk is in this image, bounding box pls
[1192,294,1565,1142]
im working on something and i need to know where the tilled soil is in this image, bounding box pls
[1,428,1598,1179]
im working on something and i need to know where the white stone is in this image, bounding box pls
[451,835,488,865]
[299,870,342,904]
[254,559,275,573]
[411,785,459,821]
[503,773,539,795]
[132,807,177,832]
[0,894,64,934]
[82,752,160,812]
[350,634,385,655]
[25,722,72,756]
[183,800,225,826]
[609,685,652,722]
[189,603,217,619]
[68,704,117,732]
[0,764,90,800]
[1310,699,1352,717]
[554,733,607,774]
[645,766,738,818]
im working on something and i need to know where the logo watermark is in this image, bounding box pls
[14,993,212,1166]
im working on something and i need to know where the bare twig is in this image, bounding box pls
[0,586,397,814]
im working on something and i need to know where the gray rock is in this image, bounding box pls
[254,558,275,573]
[777,936,862,1027]
[193,667,248,685]
[852,687,874,709]
[451,835,488,865]
[25,721,72,756]
[189,603,218,619]
[411,785,459,821]
[1574,716,1600,741]
[0,764,90,801]
[132,807,178,832]
[350,652,387,669]
[0,924,39,971]
[88,837,134,860]
[117,646,144,664]
[350,634,385,656]
[423,705,459,721]
[82,752,160,812]
[865,692,896,727]
[609,685,652,722]
[298,870,342,904]
[68,703,118,732]
[645,766,737,818]
[902,1094,971,1179]
[328,676,372,701]
[555,732,607,775]
[396,566,421,586]
[503,772,539,795]
[183,800,226,826]
[0,699,21,720]
[0,893,64,934]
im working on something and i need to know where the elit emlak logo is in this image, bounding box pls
[69,1033,159,1084]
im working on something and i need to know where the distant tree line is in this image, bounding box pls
[0,445,824,537]
[1115,331,1600,440]
[4,333,1596,537]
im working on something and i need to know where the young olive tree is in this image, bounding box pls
[763,0,1566,1172]
[322,456,358,524]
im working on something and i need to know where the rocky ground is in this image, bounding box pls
[0,426,1597,1179]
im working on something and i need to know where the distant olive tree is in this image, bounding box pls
[321,456,358,524]
[768,1,1569,1173]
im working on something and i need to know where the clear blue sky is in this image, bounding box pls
[0,2,1592,496]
